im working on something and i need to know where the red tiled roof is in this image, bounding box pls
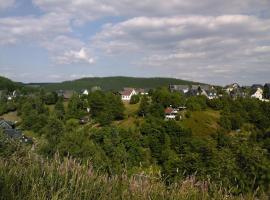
[164,107,174,114]
[120,89,134,96]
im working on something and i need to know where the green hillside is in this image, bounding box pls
[0,76,22,91]
[31,76,203,91]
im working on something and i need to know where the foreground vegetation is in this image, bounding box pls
[0,140,268,200]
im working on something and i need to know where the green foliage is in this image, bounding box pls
[130,94,140,104]
[20,98,49,133]
[263,85,270,99]
[66,94,86,119]
[88,91,124,125]
[138,95,150,117]
[186,96,207,111]
[54,98,65,120]
[2,152,266,200]
[0,76,22,91]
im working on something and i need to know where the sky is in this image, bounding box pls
[0,0,270,85]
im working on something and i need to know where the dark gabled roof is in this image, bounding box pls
[251,84,263,89]
[3,129,33,144]
[0,120,14,129]
[4,129,22,139]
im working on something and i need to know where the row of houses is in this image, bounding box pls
[169,84,218,99]
[120,88,148,101]
[169,83,270,101]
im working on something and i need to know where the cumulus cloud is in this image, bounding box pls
[0,13,70,45]
[91,15,270,84]
[33,0,270,20]
[55,48,95,65]
[1,0,270,83]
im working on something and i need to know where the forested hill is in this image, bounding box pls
[30,76,203,91]
[0,76,22,91]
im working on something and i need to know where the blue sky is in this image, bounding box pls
[0,0,270,85]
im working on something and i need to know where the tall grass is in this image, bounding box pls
[0,153,267,200]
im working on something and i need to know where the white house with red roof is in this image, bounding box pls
[120,88,137,101]
[164,106,179,120]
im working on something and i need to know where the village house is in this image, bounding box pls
[120,88,137,101]
[198,85,218,99]
[81,89,89,96]
[164,106,180,120]
[169,85,190,94]
[136,88,148,95]
[7,90,17,100]
[225,83,240,93]
[57,90,75,100]
[251,87,263,100]
[0,119,32,144]
[0,119,14,129]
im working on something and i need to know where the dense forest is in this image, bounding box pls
[0,84,270,199]
[27,76,203,91]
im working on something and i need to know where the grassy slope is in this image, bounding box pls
[115,104,221,137]
[32,76,203,91]
[181,110,220,137]
[113,102,142,129]
[0,111,21,122]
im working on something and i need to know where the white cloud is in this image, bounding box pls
[33,0,270,20]
[1,0,270,84]
[0,13,70,45]
[91,15,270,84]
[55,48,95,65]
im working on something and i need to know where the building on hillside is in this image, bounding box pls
[0,119,14,129]
[0,119,32,144]
[169,85,190,94]
[188,85,200,96]
[7,90,17,100]
[57,90,75,100]
[251,87,263,100]
[164,107,180,120]
[230,88,247,99]
[198,85,218,100]
[224,83,240,93]
[81,89,89,95]
[136,88,148,95]
[120,88,137,101]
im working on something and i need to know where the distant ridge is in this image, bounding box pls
[0,76,23,91]
[28,76,204,91]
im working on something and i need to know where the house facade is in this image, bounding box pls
[251,87,263,100]
[169,85,190,94]
[120,88,137,101]
[164,107,180,120]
